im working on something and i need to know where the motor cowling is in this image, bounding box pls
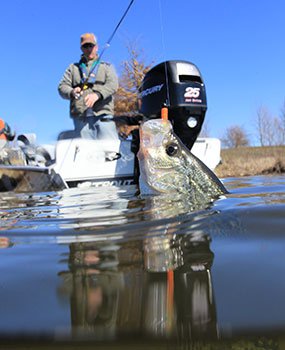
[138,60,207,150]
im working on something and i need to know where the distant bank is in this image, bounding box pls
[215,146,285,178]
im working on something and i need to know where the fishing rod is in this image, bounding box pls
[81,0,135,88]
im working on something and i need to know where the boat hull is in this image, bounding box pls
[0,137,221,192]
[0,165,67,192]
[53,138,136,186]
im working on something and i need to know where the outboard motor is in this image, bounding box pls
[139,60,207,150]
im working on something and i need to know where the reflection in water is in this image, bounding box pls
[0,176,284,347]
[0,236,12,248]
[60,227,217,343]
[143,231,217,342]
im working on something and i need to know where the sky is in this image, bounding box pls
[0,0,284,145]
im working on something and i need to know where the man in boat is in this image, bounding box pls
[58,33,119,140]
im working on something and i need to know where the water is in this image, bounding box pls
[0,175,285,348]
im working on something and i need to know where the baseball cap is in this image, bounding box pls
[80,33,97,46]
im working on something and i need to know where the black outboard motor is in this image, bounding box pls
[138,60,207,150]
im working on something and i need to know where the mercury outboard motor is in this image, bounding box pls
[139,60,207,150]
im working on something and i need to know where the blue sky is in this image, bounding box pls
[0,0,284,145]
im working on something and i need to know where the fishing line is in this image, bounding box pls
[83,0,136,85]
[158,0,171,108]
[158,0,175,310]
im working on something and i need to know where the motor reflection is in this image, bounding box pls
[59,228,218,342]
[143,231,217,340]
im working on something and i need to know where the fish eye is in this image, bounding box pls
[165,143,180,157]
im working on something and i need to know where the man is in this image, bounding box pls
[58,33,119,139]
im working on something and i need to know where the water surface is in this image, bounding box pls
[0,175,285,348]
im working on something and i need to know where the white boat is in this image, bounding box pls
[0,60,222,192]
[54,137,135,187]
[0,134,221,192]
[53,135,221,188]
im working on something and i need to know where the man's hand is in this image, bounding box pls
[84,93,99,108]
[71,87,82,99]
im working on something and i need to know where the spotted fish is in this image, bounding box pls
[137,119,227,203]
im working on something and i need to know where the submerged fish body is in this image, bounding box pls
[138,119,227,202]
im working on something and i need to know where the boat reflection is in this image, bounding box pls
[60,228,217,342]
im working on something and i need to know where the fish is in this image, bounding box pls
[137,119,228,203]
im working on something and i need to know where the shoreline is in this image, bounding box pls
[214,146,285,178]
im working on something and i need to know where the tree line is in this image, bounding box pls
[221,103,285,148]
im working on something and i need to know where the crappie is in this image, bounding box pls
[137,119,227,202]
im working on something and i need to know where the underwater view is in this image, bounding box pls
[0,175,284,349]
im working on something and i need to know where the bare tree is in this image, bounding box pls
[279,98,285,144]
[255,105,284,146]
[255,105,272,146]
[222,125,250,148]
[114,41,153,116]
[273,116,284,145]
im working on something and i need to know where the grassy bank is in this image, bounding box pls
[215,146,285,178]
